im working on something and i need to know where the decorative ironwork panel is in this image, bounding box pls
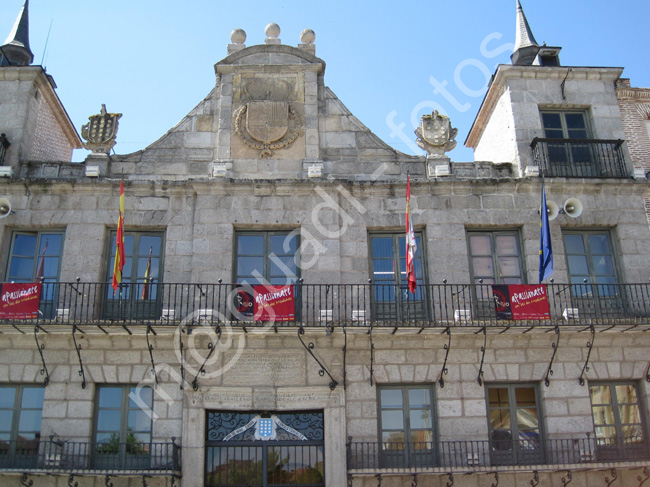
[207,411,324,442]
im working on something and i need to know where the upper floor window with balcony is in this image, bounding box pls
[377,385,436,468]
[105,231,163,320]
[0,385,44,469]
[6,231,64,318]
[589,382,647,461]
[369,232,427,322]
[234,231,299,286]
[534,110,627,178]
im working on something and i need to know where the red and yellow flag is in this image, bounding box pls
[112,180,125,292]
[142,247,152,300]
[405,175,417,294]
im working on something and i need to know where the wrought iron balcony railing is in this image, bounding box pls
[4,281,650,328]
[348,436,648,471]
[0,438,181,473]
[531,137,627,178]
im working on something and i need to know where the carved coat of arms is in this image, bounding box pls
[234,79,302,158]
[415,110,458,157]
[81,104,122,155]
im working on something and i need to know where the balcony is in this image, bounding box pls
[0,437,181,475]
[348,436,648,472]
[3,281,650,329]
[531,138,627,178]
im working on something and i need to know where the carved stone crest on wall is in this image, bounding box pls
[234,79,302,158]
[81,104,122,155]
[415,110,458,157]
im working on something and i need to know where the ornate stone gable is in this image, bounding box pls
[232,75,304,159]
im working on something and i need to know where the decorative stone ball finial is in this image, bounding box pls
[231,28,246,44]
[300,29,315,45]
[265,23,281,39]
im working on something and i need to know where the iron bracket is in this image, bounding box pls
[477,326,487,386]
[192,325,222,391]
[343,326,348,390]
[605,468,618,487]
[578,325,595,386]
[298,327,338,390]
[638,466,649,487]
[411,473,418,487]
[178,325,185,390]
[369,325,375,386]
[21,473,33,487]
[68,474,79,487]
[34,325,49,386]
[438,326,451,388]
[530,470,539,487]
[645,362,650,383]
[490,471,499,487]
[72,325,86,389]
[544,326,560,387]
[105,475,114,487]
[146,325,158,384]
[446,472,454,487]
[561,470,573,486]
[376,473,382,487]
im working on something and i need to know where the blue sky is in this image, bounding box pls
[2,1,649,162]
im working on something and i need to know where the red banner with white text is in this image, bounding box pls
[0,283,42,319]
[233,284,295,321]
[492,284,550,320]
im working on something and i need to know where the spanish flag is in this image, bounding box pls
[112,180,125,293]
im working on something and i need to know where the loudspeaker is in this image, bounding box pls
[544,200,560,220]
[0,197,11,218]
[563,198,583,218]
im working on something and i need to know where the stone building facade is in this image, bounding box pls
[0,3,649,487]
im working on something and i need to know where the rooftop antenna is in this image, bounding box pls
[40,19,53,67]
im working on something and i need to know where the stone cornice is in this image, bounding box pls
[215,44,326,75]
[616,86,650,101]
[465,65,625,149]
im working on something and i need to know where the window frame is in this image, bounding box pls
[539,109,592,140]
[376,383,437,468]
[466,230,526,286]
[485,382,545,465]
[368,231,428,322]
[233,230,300,286]
[0,384,45,468]
[588,381,648,460]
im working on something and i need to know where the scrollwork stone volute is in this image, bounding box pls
[81,104,122,155]
[415,110,458,157]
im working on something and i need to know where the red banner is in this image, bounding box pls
[233,285,295,321]
[492,284,550,320]
[0,283,42,319]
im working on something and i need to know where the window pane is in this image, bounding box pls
[542,113,562,130]
[410,409,432,429]
[615,384,638,403]
[592,405,614,426]
[381,410,404,430]
[410,429,433,445]
[517,408,539,431]
[9,257,35,280]
[382,431,405,444]
[567,255,589,276]
[0,387,16,408]
[13,234,37,256]
[237,235,264,255]
[99,387,123,408]
[469,235,491,255]
[618,405,641,425]
[0,410,13,432]
[591,255,614,276]
[97,410,122,431]
[564,234,586,254]
[237,256,264,278]
[488,388,509,408]
[490,409,511,430]
[408,389,431,409]
[21,388,44,409]
[128,410,152,432]
[514,387,536,407]
[495,235,518,255]
[18,410,42,433]
[380,389,403,408]
[271,234,296,255]
[590,385,612,404]
[372,237,394,259]
[565,113,586,130]
[498,257,521,277]
[472,257,493,277]
[129,387,153,409]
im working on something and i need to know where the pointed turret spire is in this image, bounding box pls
[1,0,34,66]
[511,0,540,66]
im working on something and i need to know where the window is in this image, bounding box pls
[540,110,597,176]
[563,231,623,318]
[6,231,64,318]
[486,384,543,465]
[589,382,647,461]
[205,410,324,487]
[94,385,153,470]
[105,231,164,319]
[377,385,436,468]
[234,231,299,286]
[369,233,427,321]
[467,231,524,317]
[0,385,44,468]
